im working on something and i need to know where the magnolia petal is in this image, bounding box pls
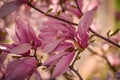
[6,27,20,43]
[0,1,22,18]
[10,43,32,54]
[43,39,62,53]
[4,57,37,80]
[52,52,75,78]
[25,70,41,80]
[0,52,7,64]
[0,52,7,68]
[48,13,72,24]
[15,19,30,43]
[0,44,12,52]
[43,52,68,66]
[54,42,74,52]
[77,9,95,48]
[77,0,83,10]
[32,70,42,80]
[78,9,95,34]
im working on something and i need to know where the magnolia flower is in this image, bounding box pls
[3,57,39,80]
[75,9,95,48]
[0,0,29,18]
[43,42,75,78]
[0,18,41,55]
[39,16,75,53]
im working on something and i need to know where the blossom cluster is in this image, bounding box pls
[0,0,120,80]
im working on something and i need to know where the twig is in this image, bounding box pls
[69,66,83,80]
[89,28,120,48]
[71,51,81,67]
[34,48,39,63]
[69,50,83,80]
[75,0,83,15]
[28,3,77,25]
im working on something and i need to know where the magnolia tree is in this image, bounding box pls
[0,0,120,80]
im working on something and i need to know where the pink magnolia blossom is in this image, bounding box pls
[0,0,29,18]
[52,52,74,77]
[43,42,75,77]
[39,17,75,53]
[0,18,41,55]
[75,9,95,48]
[3,57,38,80]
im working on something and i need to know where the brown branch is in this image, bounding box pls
[69,66,83,80]
[75,0,83,15]
[69,50,84,80]
[89,28,120,48]
[34,48,39,63]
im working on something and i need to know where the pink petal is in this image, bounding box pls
[0,52,7,64]
[0,1,22,18]
[6,27,20,43]
[10,43,32,54]
[4,57,37,80]
[43,52,68,66]
[77,9,95,48]
[0,52,7,68]
[78,9,95,34]
[47,13,72,24]
[43,39,62,53]
[52,52,75,77]
[43,22,74,38]
[0,44,12,52]
[32,70,42,80]
[77,0,83,10]
[43,42,74,66]
[54,42,74,52]
[15,19,30,43]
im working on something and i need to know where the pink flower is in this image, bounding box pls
[75,9,95,48]
[11,18,41,47]
[39,19,75,53]
[0,18,41,55]
[52,52,75,77]
[0,0,29,18]
[43,42,75,77]
[4,57,38,80]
